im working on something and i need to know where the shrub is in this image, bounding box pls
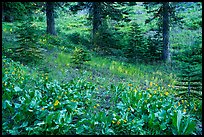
[12,20,45,65]
[71,47,91,68]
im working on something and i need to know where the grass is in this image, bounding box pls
[2,13,202,134]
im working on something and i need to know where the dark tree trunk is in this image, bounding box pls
[46,2,56,35]
[92,2,102,47]
[162,2,171,63]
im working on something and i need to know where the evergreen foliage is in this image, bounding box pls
[123,22,148,62]
[71,47,91,68]
[12,20,44,64]
[173,42,202,99]
[147,30,163,62]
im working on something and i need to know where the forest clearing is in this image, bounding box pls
[2,2,202,135]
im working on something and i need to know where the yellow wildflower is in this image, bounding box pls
[45,76,48,80]
[150,82,153,87]
[174,105,177,108]
[174,110,177,113]
[112,120,115,124]
[123,120,127,123]
[154,90,157,94]
[94,106,97,108]
[194,106,197,111]
[54,100,59,106]
[181,100,184,104]
[160,93,163,97]
[165,92,169,96]
[41,108,45,111]
[178,102,180,106]
[128,108,130,111]
[134,89,137,92]
[116,121,120,125]
[155,84,158,86]
[96,104,100,107]
[4,83,7,86]
[183,109,186,113]
[12,72,15,75]
[128,83,133,87]
[168,84,171,87]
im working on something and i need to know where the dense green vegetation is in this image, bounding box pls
[2,2,202,135]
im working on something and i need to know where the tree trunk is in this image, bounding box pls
[46,2,56,35]
[162,2,171,63]
[92,2,102,48]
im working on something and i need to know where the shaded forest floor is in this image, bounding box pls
[2,21,202,135]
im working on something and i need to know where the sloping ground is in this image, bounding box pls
[2,22,202,135]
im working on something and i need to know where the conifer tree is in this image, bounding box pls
[173,42,202,99]
[12,19,44,64]
[124,22,148,62]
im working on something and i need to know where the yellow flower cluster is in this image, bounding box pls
[128,83,133,87]
[54,100,60,106]
[150,82,153,87]
[71,99,77,102]
[165,92,169,96]
[94,104,100,108]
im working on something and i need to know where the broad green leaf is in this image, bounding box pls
[184,119,196,135]
[106,128,115,134]
[177,110,182,134]
[20,121,28,127]
[76,126,84,134]
[14,86,22,92]
[160,123,167,130]
[14,103,21,109]
[36,121,45,126]
[182,116,190,134]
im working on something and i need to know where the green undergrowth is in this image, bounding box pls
[2,56,202,135]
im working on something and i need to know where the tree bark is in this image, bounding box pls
[162,2,171,63]
[92,2,102,48]
[46,2,57,35]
